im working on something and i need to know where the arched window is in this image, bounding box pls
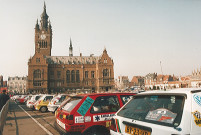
[76,70,80,83]
[71,70,75,83]
[85,71,88,78]
[66,70,70,83]
[103,69,109,77]
[39,41,41,48]
[33,69,41,79]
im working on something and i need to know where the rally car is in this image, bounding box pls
[110,88,201,135]
[47,94,68,113]
[55,93,135,135]
[34,94,54,113]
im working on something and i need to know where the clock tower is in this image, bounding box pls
[35,2,52,56]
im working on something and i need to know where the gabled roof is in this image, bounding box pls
[45,56,100,65]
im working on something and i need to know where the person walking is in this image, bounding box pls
[0,90,10,111]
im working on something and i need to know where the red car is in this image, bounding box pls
[55,93,135,135]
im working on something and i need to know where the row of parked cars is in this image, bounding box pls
[11,88,201,135]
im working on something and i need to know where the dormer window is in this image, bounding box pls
[104,58,107,64]
[36,58,40,63]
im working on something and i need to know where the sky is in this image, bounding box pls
[0,0,201,81]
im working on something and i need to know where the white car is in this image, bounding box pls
[47,94,68,112]
[34,94,54,112]
[110,88,201,135]
[26,95,41,109]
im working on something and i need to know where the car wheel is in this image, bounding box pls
[40,106,47,113]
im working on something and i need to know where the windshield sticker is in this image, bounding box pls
[171,96,175,103]
[77,97,94,116]
[75,116,84,123]
[193,94,201,107]
[145,108,177,124]
[150,96,158,101]
[93,113,115,122]
[192,111,201,127]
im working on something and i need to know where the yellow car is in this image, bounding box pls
[34,94,54,113]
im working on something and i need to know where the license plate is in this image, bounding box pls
[57,119,65,130]
[125,125,151,135]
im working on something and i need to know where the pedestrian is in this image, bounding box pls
[0,90,10,111]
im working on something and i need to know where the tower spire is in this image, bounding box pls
[40,1,49,29]
[44,1,46,10]
[69,38,73,56]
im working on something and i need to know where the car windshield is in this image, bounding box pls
[51,95,61,103]
[35,95,41,101]
[62,97,82,112]
[59,95,68,103]
[117,95,185,127]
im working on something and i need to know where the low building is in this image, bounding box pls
[130,76,144,88]
[144,73,179,90]
[115,76,129,90]
[8,76,27,94]
[0,75,3,87]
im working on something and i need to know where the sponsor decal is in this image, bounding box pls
[57,119,65,129]
[75,116,84,123]
[192,111,201,127]
[77,97,94,116]
[85,116,91,122]
[193,94,201,107]
[145,108,177,124]
[93,113,115,122]
[106,121,111,127]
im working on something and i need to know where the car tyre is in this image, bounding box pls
[40,106,47,113]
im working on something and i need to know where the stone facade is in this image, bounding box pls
[27,4,114,94]
[0,76,3,87]
[115,76,129,90]
[8,76,27,94]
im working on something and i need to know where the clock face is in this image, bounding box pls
[40,34,46,40]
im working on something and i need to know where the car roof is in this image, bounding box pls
[137,88,201,96]
[76,92,136,97]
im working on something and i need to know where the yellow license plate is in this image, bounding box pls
[125,125,151,135]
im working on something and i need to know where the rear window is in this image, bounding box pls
[59,95,68,103]
[35,96,40,101]
[44,96,53,101]
[117,95,185,127]
[62,97,82,112]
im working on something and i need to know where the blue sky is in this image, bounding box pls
[0,0,201,80]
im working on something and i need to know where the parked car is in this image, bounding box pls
[55,93,135,135]
[15,95,29,104]
[26,95,41,109]
[19,95,31,104]
[12,95,22,101]
[11,95,20,100]
[34,94,54,113]
[47,94,68,113]
[110,88,201,135]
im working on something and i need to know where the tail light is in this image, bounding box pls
[53,101,57,105]
[66,115,74,125]
[110,118,117,132]
[29,102,33,104]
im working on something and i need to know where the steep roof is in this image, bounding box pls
[45,56,101,65]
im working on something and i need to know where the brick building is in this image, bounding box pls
[0,75,3,87]
[27,3,114,94]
